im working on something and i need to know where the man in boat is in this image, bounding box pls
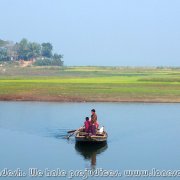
[91,109,99,129]
[90,109,99,135]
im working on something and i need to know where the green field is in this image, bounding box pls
[0,65,180,102]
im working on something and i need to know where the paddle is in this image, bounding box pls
[67,129,76,134]
[66,132,76,139]
[67,125,85,134]
[66,127,83,139]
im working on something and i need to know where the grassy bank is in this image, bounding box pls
[0,65,180,102]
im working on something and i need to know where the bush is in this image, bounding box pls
[34,58,63,66]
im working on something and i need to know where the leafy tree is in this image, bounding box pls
[41,42,53,58]
[52,53,64,66]
[27,42,41,59]
[53,53,63,60]
[17,38,29,60]
[0,48,9,61]
[16,39,41,60]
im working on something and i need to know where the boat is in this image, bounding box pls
[75,127,108,143]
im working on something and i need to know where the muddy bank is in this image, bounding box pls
[0,94,180,103]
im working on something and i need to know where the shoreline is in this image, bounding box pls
[0,95,180,103]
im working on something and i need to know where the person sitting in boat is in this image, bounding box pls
[84,117,90,133]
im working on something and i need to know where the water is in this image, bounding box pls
[0,102,180,180]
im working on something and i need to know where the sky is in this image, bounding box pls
[0,0,180,66]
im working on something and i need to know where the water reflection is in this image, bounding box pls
[75,142,108,169]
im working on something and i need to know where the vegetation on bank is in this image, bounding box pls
[0,66,180,102]
[0,39,63,66]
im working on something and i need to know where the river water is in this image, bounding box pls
[0,102,180,179]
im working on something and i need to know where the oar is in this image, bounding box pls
[67,126,85,134]
[66,132,76,139]
[67,129,76,134]
[66,127,83,139]
[66,129,79,139]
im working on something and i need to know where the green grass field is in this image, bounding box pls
[0,65,180,102]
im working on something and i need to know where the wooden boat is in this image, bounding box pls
[75,128,108,143]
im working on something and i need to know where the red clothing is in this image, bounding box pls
[84,120,90,132]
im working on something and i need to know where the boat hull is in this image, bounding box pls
[75,131,108,143]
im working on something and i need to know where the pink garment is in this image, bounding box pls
[84,120,90,133]
[95,121,99,129]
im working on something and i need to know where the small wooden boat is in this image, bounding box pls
[75,128,108,143]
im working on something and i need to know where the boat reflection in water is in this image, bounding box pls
[75,142,108,169]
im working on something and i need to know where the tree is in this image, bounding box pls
[27,42,41,59]
[17,38,29,60]
[53,53,63,60]
[0,48,9,61]
[41,42,53,58]
[52,53,64,66]
[16,39,41,60]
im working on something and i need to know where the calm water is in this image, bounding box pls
[0,102,180,180]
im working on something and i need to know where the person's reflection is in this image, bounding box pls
[75,142,108,169]
[91,151,96,168]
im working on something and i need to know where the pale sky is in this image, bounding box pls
[0,0,180,66]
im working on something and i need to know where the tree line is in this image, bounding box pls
[0,38,63,66]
